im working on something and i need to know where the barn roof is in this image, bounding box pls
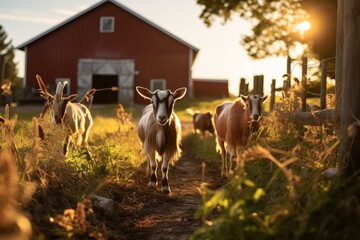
[16,0,200,54]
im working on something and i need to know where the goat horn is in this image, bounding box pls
[55,81,68,99]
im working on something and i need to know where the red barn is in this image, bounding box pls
[16,0,199,104]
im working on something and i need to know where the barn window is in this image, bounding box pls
[55,78,70,96]
[150,79,166,91]
[100,16,115,33]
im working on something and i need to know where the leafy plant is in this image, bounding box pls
[193,175,271,240]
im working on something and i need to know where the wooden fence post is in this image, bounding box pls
[253,75,258,94]
[301,56,308,111]
[287,56,292,87]
[259,75,264,96]
[239,78,246,96]
[270,79,276,111]
[283,79,289,97]
[253,75,264,95]
[320,60,327,109]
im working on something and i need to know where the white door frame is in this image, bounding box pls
[77,58,135,103]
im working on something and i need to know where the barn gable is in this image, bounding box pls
[17,0,199,54]
[16,0,199,104]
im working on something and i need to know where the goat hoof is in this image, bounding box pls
[221,171,228,178]
[161,186,171,194]
[149,181,157,188]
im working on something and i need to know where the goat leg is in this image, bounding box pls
[237,147,244,168]
[161,155,171,194]
[148,153,158,188]
[63,135,70,156]
[229,147,237,175]
[218,139,228,177]
[83,145,92,161]
[64,135,74,157]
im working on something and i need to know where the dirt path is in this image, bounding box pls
[102,122,224,240]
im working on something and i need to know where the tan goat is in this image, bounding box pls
[136,86,186,194]
[36,74,93,159]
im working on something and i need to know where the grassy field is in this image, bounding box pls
[0,95,358,239]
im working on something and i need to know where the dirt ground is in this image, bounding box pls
[100,122,225,240]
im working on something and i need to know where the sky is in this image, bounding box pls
[0,0,293,96]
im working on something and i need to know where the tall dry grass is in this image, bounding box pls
[0,105,43,240]
[27,104,143,238]
[0,103,145,239]
[191,92,358,240]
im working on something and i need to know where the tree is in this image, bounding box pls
[0,25,18,103]
[196,0,337,60]
[301,0,337,59]
[338,0,360,178]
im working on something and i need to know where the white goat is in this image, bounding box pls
[36,74,93,158]
[136,86,186,194]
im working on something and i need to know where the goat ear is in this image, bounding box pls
[65,94,78,102]
[173,87,187,100]
[136,86,153,100]
[261,95,268,102]
[241,95,248,102]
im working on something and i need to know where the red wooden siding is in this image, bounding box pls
[193,79,229,98]
[22,1,196,103]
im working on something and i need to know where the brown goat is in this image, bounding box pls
[192,111,215,137]
[214,94,267,177]
[136,86,186,194]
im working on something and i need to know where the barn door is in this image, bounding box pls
[118,60,135,103]
[78,59,135,104]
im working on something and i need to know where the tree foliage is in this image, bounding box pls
[196,0,336,59]
[0,25,19,101]
[301,0,337,59]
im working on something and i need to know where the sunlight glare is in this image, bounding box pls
[296,21,311,35]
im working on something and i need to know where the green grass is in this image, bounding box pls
[186,133,219,164]
[0,94,347,239]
